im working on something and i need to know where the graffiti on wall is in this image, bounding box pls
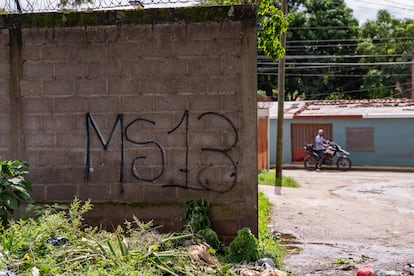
[84,111,239,193]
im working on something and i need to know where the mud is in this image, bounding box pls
[259,170,414,276]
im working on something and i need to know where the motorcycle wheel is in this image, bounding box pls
[304,156,318,171]
[337,157,352,171]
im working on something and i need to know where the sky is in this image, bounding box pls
[345,0,414,23]
[1,0,414,21]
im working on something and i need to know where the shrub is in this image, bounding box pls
[0,160,33,227]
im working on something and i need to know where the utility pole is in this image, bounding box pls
[276,0,287,186]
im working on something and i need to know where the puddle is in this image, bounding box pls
[273,232,303,253]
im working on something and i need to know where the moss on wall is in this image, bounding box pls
[0,5,256,29]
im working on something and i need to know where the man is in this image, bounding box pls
[315,129,329,171]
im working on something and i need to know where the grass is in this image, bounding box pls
[258,170,301,188]
[257,192,286,269]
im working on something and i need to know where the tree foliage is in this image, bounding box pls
[357,10,414,98]
[284,0,359,99]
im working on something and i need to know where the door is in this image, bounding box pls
[291,123,332,162]
[258,117,268,170]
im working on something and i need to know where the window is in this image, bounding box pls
[346,127,374,152]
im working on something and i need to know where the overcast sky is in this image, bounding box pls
[345,0,414,23]
[1,0,414,22]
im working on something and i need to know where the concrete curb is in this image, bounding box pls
[279,163,414,173]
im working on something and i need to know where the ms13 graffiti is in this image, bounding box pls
[84,111,239,193]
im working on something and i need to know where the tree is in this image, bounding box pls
[357,10,414,98]
[282,0,360,99]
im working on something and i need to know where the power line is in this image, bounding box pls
[287,36,414,44]
[259,54,410,60]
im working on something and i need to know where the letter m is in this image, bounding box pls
[84,113,124,186]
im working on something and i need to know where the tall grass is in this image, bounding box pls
[257,192,285,269]
[258,170,300,188]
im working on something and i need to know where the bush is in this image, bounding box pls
[0,160,33,227]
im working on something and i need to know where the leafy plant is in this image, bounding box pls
[225,227,258,263]
[0,160,33,227]
[180,198,221,250]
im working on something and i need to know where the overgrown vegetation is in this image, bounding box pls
[0,160,34,227]
[258,192,285,269]
[1,199,230,275]
[0,160,288,274]
[258,169,300,188]
[0,194,287,274]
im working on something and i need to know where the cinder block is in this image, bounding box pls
[84,26,107,43]
[54,62,88,79]
[88,61,120,78]
[172,40,209,57]
[87,96,120,113]
[188,94,222,111]
[56,131,86,148]
[22,28,55,46]
[78,183,111,201]
[111,42,143,60]
[46,184,77,201]
[142,41,172,58]
[116,183,145,202]
[0,30,8,47]
[76,79,107,96]
[0,49,7,65]
[119,95,153,112]
[54,27,87,44]
[153,95,188,112]
[209,38,241,56]
[22,46,41,61]
[219,21,242,39]
[0,133,11,149]
[24,132,55,149]
[40,45,73,61]
[20,80,42,97]
[38,149,66,166]
[211,218,241,243]
[174,76,208,95]
[107,78,141,96]
[118,59,148,79]
[187,22,219,41]
[54,96,88,114]
[220,55,241,75]
[42,115,73,131]
[0,80,8,96]
[54,167,85,183]
[43,79,75,96]
[71,44,106,62]
[30,183,45,202]
[119,24,152,42]
[208,76,241,95]
[27,167,55,184]
[22,114,43,131]
[23,61,54,80]
[188,57,220,76]
[21,97,54,114]
[169,23,187,42]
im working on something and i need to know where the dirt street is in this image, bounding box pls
[259,169,414,276]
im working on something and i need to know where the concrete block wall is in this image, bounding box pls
[0,6,257,241]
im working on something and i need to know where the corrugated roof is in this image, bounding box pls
[258,98,414,119]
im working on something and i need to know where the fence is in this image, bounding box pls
[1,0,201,13]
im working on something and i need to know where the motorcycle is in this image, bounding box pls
[303,142,352,171]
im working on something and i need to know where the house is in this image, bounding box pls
[258,98,414,169]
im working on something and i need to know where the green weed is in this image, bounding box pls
[258,170,300,188]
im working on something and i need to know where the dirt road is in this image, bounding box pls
[259,169,414,276]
